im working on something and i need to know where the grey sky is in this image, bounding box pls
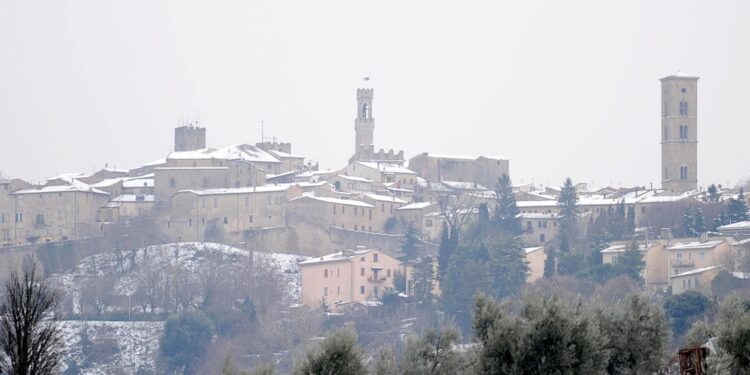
[1,1,748,189]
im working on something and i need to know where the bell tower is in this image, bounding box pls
[354,88,374,160]
[660,72,699,194]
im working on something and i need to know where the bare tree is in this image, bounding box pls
[0,265,64,375]
[435,187,480,238]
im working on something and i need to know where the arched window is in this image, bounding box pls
[679,100,688,116]
[362,102,369,119]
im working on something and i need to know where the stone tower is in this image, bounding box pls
[660,72,699,194]
[174,122,206,152]
[354,88,375,160]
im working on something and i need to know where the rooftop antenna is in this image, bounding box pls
[260,120,265,143]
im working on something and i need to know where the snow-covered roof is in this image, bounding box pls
[518,212,560,219]
[732,238,750,246]
[355,162,416,175]
[91,178,125,188]
[167,144,282,164]
[110,194,155,203]
[441,181,488,191]
[335,175,373,183]
[179,185,294,196]
[397,202,436,210]
[667,240,725,251]
[661,70,699,80]
[47,172,88,183]
[290,194,374,208]
[122,175,154,188]
[417,153,507,161]
[154,167,227,171]
[13,181,108,195]
[601,242,657,254]
[267,149,304,159]
[361,193,407,204]
[718,221,750,231]
[671,265,722,278]
[524,246,544,254]
[299,249,372,265]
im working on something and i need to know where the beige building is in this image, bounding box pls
[165,185,302,243]
[286,195,378,232]
[10,183,110,244]
[0,179,33,246]
[299,248,401,311]
[666,239,730,278]
[342,161,417,194]
[525,246,546,283]
[661,72,699,194]
[408,153,509,190]
[395,202,438,233]
[519,213,560,246]
[601,242,669,287]
[327,175,377,194]
[98,194,154,222]
[670,265,723,294]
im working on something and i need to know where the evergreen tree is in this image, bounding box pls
[296,330,365,375]
[612,241,646,283]
[626,206,636,235]
[402,326,464,375]
[713,211,728,231]
[412,256,435,307]
[437,223,458,281]
[557,177,578,236]
[727,189,750,223]
[160,311,216,374]
[706,184,721,203]
[493,173,522,235]
[693,207,706,235]
[682,207,696,237]
[401,222,422,262]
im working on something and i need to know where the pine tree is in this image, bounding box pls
[557,178,579,250]
[713,211,728,231]
[437,223,457,281]
[682,207,696,237]
[707,184,721,203]
[626,206,636,235]
[401,222,421,262]
[613,241,646,283]
[727,189,750,224]
[493,173,522,235]
[693,207,706,235]
[412,256,435,307]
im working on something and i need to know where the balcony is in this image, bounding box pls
[367,276,387,283]
[671,259,695,267]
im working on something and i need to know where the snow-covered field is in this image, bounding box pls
[60,320,163,375]
[49,242,309,374]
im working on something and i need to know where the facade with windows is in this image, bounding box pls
[660,72,699,194]
[666,239,730,278]
[299,248,402,311]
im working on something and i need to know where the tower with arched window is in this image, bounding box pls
[354,88,375,159]
[660,72,699,194]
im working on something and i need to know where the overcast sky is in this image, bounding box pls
[1,1,748,189]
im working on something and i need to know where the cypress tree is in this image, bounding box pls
[493,173,522,235]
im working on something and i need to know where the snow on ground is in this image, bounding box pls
[49,243,310,374]
[50,242,310,308]
[60,320,163,375]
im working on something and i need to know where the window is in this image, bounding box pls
[169,178,176,188]
[223,216,228,224]
[679,125,688,141]
[202,177,209,188]
[680,100,688,116]
[245,197,250,207]
[214,198,219,208]
[387,269,391,277]
[680,166,688,180]
[337,268,340,277]
[425,219,433,227]
[354,225,358,231]
[373,253,379,262]
[381,204,385,212]
[167,220,171,228]
[333,205,336,215]
[201,218,205,225]
[540,234,545,243]
[641,207,646,214]
[188,219,192,227]
[527,221,532,230]
[249,215,254,223]
[15,212,22,223]
[360,286,365,294]
[337,286,340,295]
[57,210,63,220]
[267,196,272,205]
[361,267,365,276]
[373,286,379,297]
[369,210,372,220]
[361,256,365,261]
[0,214,4,224]
[324,287,328,296]
[324,269,328,278]
[700,252,705,260]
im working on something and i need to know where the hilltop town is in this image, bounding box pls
[2,73,750,373]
